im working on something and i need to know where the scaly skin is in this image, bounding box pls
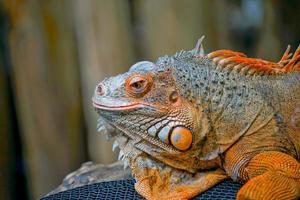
[93,37,300,200]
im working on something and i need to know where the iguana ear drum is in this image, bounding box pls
[170,126,193,151]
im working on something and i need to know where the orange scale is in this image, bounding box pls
[170,126,193,151]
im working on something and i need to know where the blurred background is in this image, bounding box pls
[0,0,299,199]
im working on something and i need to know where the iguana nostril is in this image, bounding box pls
[96,84,105,96]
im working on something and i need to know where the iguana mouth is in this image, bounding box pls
[93,101,142,111]
[92,98,162,112]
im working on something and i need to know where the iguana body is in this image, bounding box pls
[93,38,300,200]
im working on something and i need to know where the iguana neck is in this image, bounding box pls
[172,58,273,161]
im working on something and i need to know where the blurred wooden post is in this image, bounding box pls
[256,1,281,60]
[0,35,14,200]
[4,0,86,198]
[73,0,135,163]
[135,0,229,59]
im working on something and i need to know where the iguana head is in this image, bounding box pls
[93,38,218,173]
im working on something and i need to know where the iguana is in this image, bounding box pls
[92,37,300,200]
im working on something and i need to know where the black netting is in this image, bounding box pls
[41,179,241,200]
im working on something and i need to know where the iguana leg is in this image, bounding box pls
[131,156,228,200]
[237,151,300,200]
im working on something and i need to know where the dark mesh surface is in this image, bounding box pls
[41,179,241,200]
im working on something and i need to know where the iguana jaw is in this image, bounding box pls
[95,104,214,173]
[93,94,203,172]
[95,113,180,153]
[93,91,181,154]
[93,86,212,172]
[96,115,219,174]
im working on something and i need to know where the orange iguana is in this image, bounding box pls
[92,37,300,200]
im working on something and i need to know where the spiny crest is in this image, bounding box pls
[280,44,300,72]
[157,50,195,66]
[173,35,206,59]
[207,45,300,76]
[173,36,206,59]
[192,36,205,56]
[158,36,299,76]
[173,50,194,60]
[157,36,206,65]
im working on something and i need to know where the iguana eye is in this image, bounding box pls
[126,74,152,97]
[131,78,145,90]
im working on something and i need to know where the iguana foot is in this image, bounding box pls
[237,171,299,200]
[237,151,300,200]
[131,156,228,200]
